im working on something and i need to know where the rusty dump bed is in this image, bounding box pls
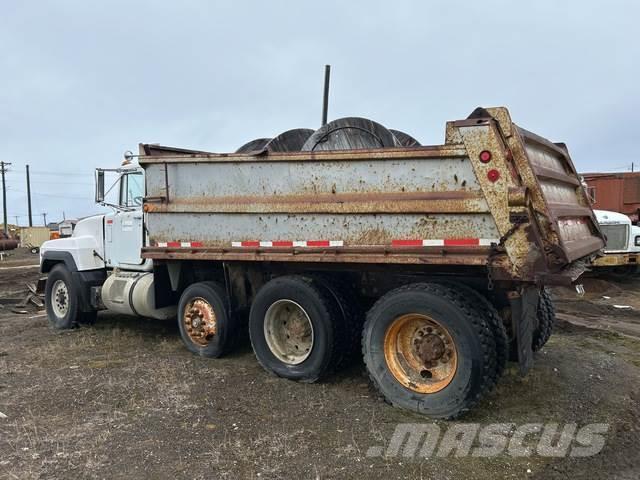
[139,107,604,284]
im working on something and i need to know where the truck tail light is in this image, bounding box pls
[487,169,500,182]
[479,150,492,163]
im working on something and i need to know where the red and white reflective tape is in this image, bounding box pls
[231,240,344,248]
[157,241,204,248]
[391,238,498,247]
[156,238,497,249]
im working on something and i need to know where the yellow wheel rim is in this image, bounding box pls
[384,313,458,393]
[183,297,217,346]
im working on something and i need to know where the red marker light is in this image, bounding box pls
[479,150,492,163]
[487,169,500,182]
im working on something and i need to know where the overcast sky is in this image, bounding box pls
[1,1,638,224]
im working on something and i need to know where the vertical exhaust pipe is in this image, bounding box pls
[322,65,331,126]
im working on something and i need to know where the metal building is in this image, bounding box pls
[582,172,640,222]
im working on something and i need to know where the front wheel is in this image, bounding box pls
[362,283,497,419]
[45,264,80,329]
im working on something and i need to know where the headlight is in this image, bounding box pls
[635,236,640,247]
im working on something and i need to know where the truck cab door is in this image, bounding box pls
[104,171,145,268]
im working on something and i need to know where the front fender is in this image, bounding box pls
[40,236,105,273]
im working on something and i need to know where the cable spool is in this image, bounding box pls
[389,129,421,147]
[235,138,271,153]
[236,128,314,153]
[302,117,399,151]
[264,128,314,152]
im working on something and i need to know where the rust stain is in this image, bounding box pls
[145,191,489,215]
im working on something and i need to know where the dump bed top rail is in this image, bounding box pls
[139,107,604,285]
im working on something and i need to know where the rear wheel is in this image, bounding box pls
[249,275,343,382]
[312,276,364,367]
[439,281,508,380]
[177,281,234,358]
[508,288,556,359]
[532,289,555,352]
[362,283,497,419]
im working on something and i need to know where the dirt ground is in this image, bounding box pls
[1,250,639,479]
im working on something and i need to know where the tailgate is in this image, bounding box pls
[517,127,605,263]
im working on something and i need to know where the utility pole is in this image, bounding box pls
[42,212,47,227]
[0,161,10,235]
[26,165,33,226]
[13,215,19,226]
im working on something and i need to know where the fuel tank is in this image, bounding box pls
[101,271,176,320]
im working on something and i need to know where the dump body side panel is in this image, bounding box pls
[143,150,501,265]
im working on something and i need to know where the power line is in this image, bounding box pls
[29,171,94,178]
[5,187,88,200]
[30,191,88,199]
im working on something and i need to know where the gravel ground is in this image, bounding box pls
[0,260,639,479]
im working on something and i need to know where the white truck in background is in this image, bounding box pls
[592,209,640,274]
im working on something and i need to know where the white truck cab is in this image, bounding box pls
[592,209,640,272]
[39,161,174,328]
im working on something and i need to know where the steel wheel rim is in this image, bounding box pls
[264,299,314,365]
[51,280,69,318]
[384,313,458,393]
[183,297,217,346]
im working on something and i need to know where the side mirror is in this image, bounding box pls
[95,170,105,203]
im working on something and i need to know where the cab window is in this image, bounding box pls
[119,172,144,207]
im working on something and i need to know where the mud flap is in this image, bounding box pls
[36,277,47,295]
[510,286,539,375]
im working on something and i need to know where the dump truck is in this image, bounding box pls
[39,107,604,418]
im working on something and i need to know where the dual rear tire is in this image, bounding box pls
[362,283,499,419]
[248,275,359,382]
[245,278,502,418]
